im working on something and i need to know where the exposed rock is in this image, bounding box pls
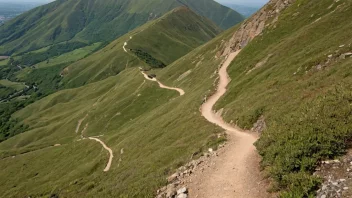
[166,184,177,197]
[168,173,180,182]
[177,187,187,194]
[344,52,352,57]
[316,150,352,197]
[339,54,346,60]
[221,0,296,56]
[176,193,187,198]
[251,115,266,133]
[155,144,224,198]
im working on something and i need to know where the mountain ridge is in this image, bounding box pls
[62,6,221,88]
[0,0,243,55]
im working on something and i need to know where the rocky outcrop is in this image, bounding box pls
[315,151,352,197]
[251,115,267,134]
[221,0,296,56]
[155,144,224,198]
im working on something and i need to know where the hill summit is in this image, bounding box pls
[0,0,243,55]
[63,6,222,87]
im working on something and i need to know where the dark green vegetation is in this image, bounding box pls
[131,49,166,68]
[12,41,88,66]
[0,63,68,142]
[63,7,221,87]
[0,26,237,197]
[217,0,352,196]
[0,101,29,142]
[0,0,242,55]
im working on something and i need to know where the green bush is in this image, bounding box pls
[256,85,352,196]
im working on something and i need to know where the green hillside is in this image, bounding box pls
[0,26,236,197]
[0,0,243,55]
[63,6,221,88]
[0,6,220,144]
[0,0,351,197]
[216,0,352,196]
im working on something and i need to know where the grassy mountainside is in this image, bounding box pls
[0,0,350,197]
[63,7,221,88]
[216,0,352,196]
[0,0,243,55]
[0,26,237,197]
[0,6,220,143]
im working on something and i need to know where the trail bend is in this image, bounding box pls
[124,35,185,96]
[185,51,269,198]
[140,70,185,96]
[88,137,114,172]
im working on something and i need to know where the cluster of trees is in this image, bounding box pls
[0,85,16,99]
[131,48,166,68]
[0,101,28,142]
[0,62,67,142]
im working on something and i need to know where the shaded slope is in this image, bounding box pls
[63,7,221,88]
[0,0,243,55]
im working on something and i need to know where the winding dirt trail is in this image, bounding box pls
[88,137,114,172]
[123,36,132,53]
[140,70,185,96]
[185,51,269,198]
[123,34,184,96]
[76,119,114,172]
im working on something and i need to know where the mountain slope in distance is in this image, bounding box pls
[0,25,237,197]
[0,0,243,55]
[63,6,221,88]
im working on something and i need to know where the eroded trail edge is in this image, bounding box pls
[185,51,269,198]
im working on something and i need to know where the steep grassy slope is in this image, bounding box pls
[1,0,350,197]
[63,7,221,88]
[0,6,220,145]
[215,0,352,196]
[0,0,243,55]
[0,26,237,197]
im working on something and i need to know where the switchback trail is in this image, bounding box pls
[186,51,269,198]
[140,70,185,96]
